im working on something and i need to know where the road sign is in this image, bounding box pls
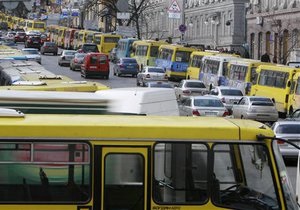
[168,0,181,12]
[168,12,180,19]
[179,24,187,33]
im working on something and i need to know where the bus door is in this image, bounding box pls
[97,146,149,210]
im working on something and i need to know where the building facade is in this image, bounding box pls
[246,0,300,63]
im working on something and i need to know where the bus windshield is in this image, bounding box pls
[175,51,191,62]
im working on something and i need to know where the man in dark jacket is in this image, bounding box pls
[261,52,270,62]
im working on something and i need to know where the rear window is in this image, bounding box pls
[186,82,206,88]
[75,53,86,58]
[17,32,26,36]
[122,59,137,64]
[65,51,76,55]
[45,42,55,46]
[194,98,224,107]
[276,124,300,134]
[220,89,243,96]
[251,102,274,106]
[82,45,99,52]
[250,98,272,103]
[148,68,165,73]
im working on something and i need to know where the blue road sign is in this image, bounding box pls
[179,24,187,33]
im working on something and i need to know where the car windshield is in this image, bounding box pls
[220,89,243,96]
[123,59,137,63]
[148,68,165,73]
[194,98,224,107]
[23,50,38,54]
[276,124,300,134]
[75,53,86,58]
[186,82,206,88]
[83,45,98,52]
[64,51,76,55]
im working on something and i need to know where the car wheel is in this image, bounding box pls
[136,80,140,86]
[58,62,61,66]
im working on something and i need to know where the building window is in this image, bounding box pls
[258,32,262,60]
[292,29,299,49]
[266,31,271,54]
[250,33,255,59]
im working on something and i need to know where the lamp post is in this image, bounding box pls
[180,0,185,42]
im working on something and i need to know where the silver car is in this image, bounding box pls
[21,48,41,64]
[272,121,300,160]
[70,53,86,71]
[58,50,77,66]
[209,86,244,112]
[179,96,229,117]
[232,96,278,123]
[174,80,208,101]
[136,66,167,86]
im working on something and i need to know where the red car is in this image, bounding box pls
[40,33,50,45]
[81,53,110,79]
[14,32,27,43]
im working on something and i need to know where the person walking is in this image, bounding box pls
[261,52,271,62]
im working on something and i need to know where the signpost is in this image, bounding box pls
[179,24,187,33]
[168,0,181,19]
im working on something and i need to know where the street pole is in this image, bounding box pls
[180,0,185,42]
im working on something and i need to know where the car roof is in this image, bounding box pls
[215,86,242,90]
[274,120,300,125]
[22,48,38,51]
[190,95,221,100]
[182,79,204,83]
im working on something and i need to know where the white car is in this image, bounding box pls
[208,86,244,113]
[21,48,41,64]
[272,121,300,160]
[174,80,208,101]
[136,66,167,86]
[58,50,77,66]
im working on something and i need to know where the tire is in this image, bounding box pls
[136,80,140,86]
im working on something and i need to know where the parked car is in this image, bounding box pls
[14,31,27,43]
[146,81,174,88]
[21,48,41,64]
[70,53,86,71]
[208,86,244,113]
[4,31,16,41]
[232,96,278,123]
[58,50,77,66]
[81,52,109,79]
[113,58,139,77]
[174,80,208,101]
[179,96,229,117]
[78,43,99,53]
[25,35,42,50]
[136,66,167,86]
[40,33,50,45]
[40,42,58,55]
[272,121,300,160]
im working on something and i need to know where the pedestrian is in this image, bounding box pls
[272,56,278,63]
[261,52,271,62]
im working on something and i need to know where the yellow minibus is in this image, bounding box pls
[94,33,121,55]
[227,59,273,95]
[186,50,219,80]
[24,19,46,33]
[0,111,297,209]
[133,40,167,69]
[250,64,300,116]
[57,26,68,48]
[0,60,109,92]
[156,44,195,80]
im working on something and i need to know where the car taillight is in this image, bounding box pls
[74,58,78,63]
[277,140,284,144]
[221,97,226,103]
[192,109,200,116]
[182,90,191,95]
[223,110,229,117]
[146,74,150,78]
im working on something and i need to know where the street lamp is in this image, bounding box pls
[204,12,220,49]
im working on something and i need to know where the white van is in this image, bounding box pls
[95,87,179,116]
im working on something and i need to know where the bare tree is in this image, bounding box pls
[84,0,153,38]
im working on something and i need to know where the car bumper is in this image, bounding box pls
[120,69,138,75]
[246,112,278,122]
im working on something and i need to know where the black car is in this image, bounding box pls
[78,43,99,53]
[25,35,42,50]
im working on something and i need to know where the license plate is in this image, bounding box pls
[205,112,217,116]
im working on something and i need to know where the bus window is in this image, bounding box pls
[212,143,279,209]
[0,142,91,202]
[175,51,190,62]
[154,142,208,203]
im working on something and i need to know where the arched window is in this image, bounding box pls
[250,33,255,59]
[258,32,263,59]
[266,31,271,54]
[292,29,299,49]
